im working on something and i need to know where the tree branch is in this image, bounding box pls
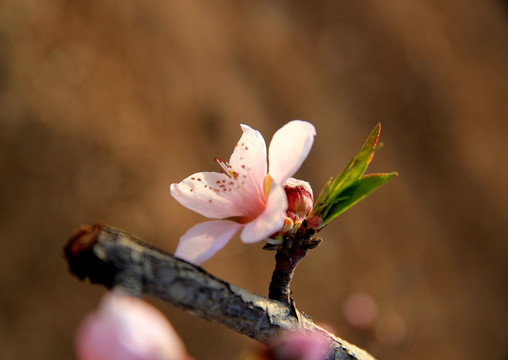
[64,224,375,360]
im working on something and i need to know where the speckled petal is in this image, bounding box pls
[228,124,267,201]
[170,172,244,219]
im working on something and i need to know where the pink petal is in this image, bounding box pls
[269,331,330,360]
[229,124,268,201]
[175,220,242,265]
[240,184,287,243]
[76,292,187,360]
[170,172,243,219]
[268,120,316,184]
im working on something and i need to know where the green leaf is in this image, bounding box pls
[328,123,381,198]
[321,172,398,224]
[310,123,397,227]
[312,177,332,214]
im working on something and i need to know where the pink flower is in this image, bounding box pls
[75,292,189,360]
[170,120,316,265]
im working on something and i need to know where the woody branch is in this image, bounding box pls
[64,223,375,360]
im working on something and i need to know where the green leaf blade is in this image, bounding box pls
[322,172,398,225]
[328,123,381,197]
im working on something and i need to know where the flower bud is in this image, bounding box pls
[283,178,314,222]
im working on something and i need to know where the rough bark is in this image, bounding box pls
[64,223,375,360]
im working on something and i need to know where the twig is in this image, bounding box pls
[268,221,322,305]
[64,224,375,360]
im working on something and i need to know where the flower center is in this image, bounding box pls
[214,157,266,217]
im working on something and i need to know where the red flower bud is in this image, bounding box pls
[283,178,314,222]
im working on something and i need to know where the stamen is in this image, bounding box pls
[264,175,271,198]
[215,157,239,179]
[215,158,232,176]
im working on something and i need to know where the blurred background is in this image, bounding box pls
[1,0,507,359]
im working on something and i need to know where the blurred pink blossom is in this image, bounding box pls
[265,330,330,360]
[75,291,189,360]
[343,292,379,329]
[171,120,316,264]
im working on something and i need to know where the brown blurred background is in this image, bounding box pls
[1,0,507,359]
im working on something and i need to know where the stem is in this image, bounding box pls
[268,247,307,304]
[268,222,321,305]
